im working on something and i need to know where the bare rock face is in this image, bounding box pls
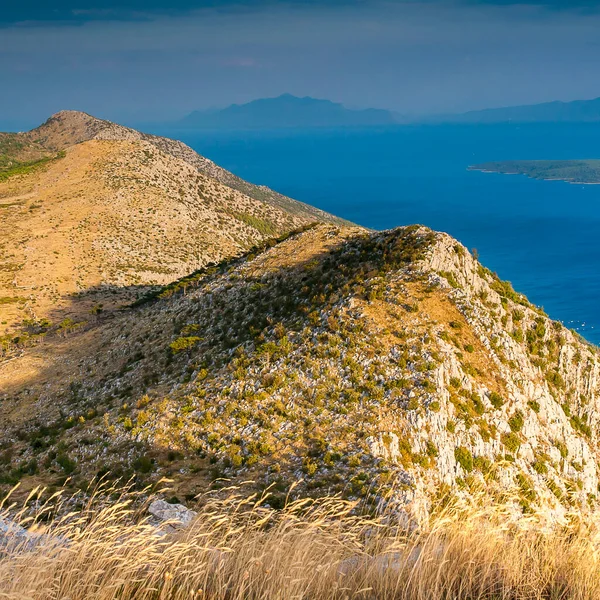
[0,517,34,551]
[364,230,600,522]
[148,500,197,529]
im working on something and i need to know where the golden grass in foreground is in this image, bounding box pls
[1,485,600,600]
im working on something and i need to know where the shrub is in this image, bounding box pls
[133,455,153,473]
[489,392,504,409]
[454,446,474,473]
[570,414,592,438]
[501,432,521,453]
[508,410,524,433]
[56,453,76,475]
[473,455,491,474]
[170,336,201,354]
[554,440,568,459]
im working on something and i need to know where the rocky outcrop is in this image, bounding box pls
[148,500,197,530]
[0,517,65,552]
[364,230,600,520]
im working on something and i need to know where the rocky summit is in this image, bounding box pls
[1,134,599,525]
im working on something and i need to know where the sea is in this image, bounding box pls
[149,123,600,345]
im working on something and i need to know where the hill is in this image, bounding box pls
[0,111,348,338]
[179,94,397,129]
[470,159,600,184]
[440,96,600,124]
[2,222,600,523]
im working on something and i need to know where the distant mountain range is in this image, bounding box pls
[174,94,600,130]
[438,96,600,124]
[177,94,398,129]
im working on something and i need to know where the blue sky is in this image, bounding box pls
[3,1,600,128]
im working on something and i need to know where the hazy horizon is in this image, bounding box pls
[3,0,600,130]
[5,91,600,133]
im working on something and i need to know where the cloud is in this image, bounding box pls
[2,1,361,27]
[4,0,600,27]
[2,0,600,125]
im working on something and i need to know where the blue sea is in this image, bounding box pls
[150,123,600,344]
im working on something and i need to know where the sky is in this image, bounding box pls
[3,0,600,129]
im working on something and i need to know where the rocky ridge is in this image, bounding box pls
[1,224,599,522]
[28,111,349,225]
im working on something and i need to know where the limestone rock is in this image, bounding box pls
[148,500,197,528]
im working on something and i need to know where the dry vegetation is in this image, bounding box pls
[1,484,600,600]
[0,110,347,339]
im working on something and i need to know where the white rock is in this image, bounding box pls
[148,499,197,528]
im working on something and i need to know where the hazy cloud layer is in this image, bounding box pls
[2,1,600,127]
[4,0,600,25]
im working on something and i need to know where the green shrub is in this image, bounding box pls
[489,392,504,409]
[454,446,474,472]
[570,414,592,438]
[133,455,153,473]
[473,455,491,474]
[546,370,565,390]
[170,336,201,354]
[554,440,568,459]
[501,432,521,453]
[508,410,524,433]
[56,453,76,474]
[440,271,460,288]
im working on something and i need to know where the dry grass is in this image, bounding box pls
[1,484,600,600]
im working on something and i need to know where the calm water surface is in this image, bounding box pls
[150,123,600,344]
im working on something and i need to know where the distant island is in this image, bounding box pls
[168,93,600,130]
[470,159,600,184]
[178,93,398,129]
[460,96,600,183]
[440,96,600,124]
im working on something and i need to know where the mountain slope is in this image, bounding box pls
[2,224,599,521]
[179,94,397,129]
[0,112,349,338]
[0,133,54,173]
[27,110,349,224]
